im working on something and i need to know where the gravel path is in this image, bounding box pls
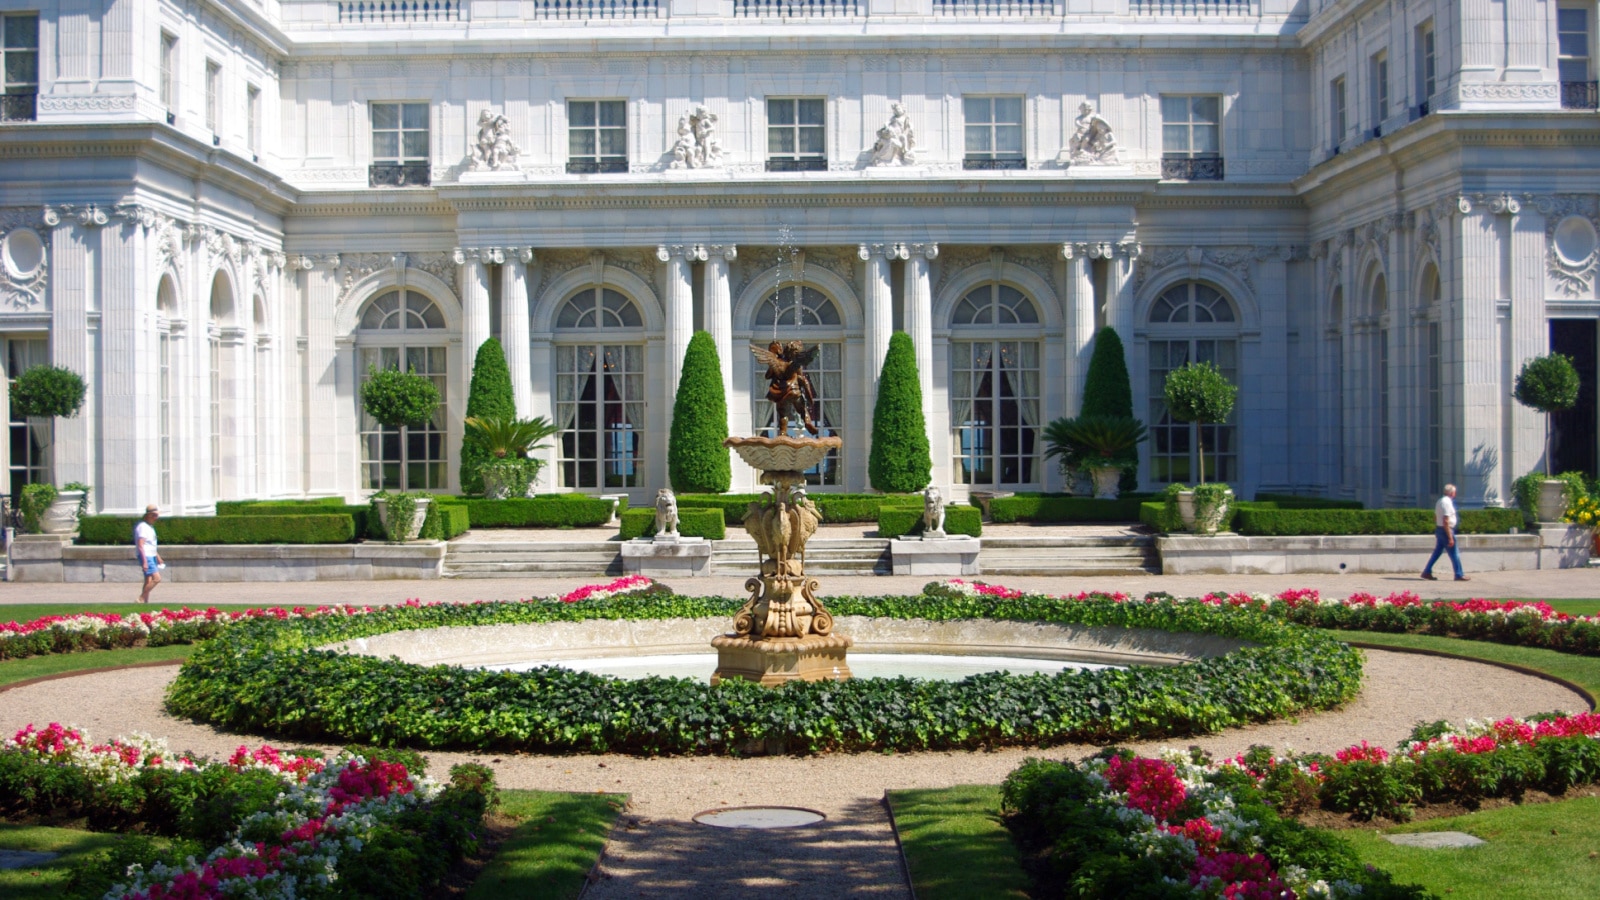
[0,650,1587,897]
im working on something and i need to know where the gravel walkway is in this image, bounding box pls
[0,650,1587,897]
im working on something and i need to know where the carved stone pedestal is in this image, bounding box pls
[710,633,853,686]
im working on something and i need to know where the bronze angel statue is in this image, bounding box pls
[751,340,820,436]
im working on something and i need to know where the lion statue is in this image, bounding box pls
[923,485,946,535]
[654,488,679,538]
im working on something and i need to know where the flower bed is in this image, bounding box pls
[1,723,492,900]
[0,576,658,662]
[162,584,1363,755]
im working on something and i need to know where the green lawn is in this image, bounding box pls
[1337,795,1600,900]
[464,790,625,900]
[885,786,1031,900]
[1547,599,1600,617]
[0,644,194,687]
[0,823,126,899]
[1321,629,1600,702]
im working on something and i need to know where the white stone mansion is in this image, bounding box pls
[0,0,1597,514]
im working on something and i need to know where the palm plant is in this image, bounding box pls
[463,415,560,497]
[1044,415,1148,467]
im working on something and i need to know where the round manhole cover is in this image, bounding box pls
[692,806,826,829]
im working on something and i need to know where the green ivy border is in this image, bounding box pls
[166,589,1363,756]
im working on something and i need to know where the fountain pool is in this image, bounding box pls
[486,652,1117,682]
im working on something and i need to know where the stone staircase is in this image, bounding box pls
[442,540,622,578]
[977,535,1159,576]
[711,538,892,576]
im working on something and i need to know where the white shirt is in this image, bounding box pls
[134,521,158,556]
[1434,495,1458,529]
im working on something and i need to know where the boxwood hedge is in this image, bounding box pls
[219,502,372,538]
[989,495,1148,523]
[618,507,726,540]
[78,514,356,545]
[451,496,616,528]
[674,492,921,525]
[164,588,1363,756]
[878,505,981,538]
[1233,507,1524,536]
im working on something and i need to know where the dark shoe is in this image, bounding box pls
[1454,576,1471,582]
[1420,573,1437,581]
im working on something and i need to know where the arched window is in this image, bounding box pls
[155,277,177,506]
[359,290,446,331]
[1370,274,1390,493]
[556,288,642,329]
[208,272,233,500]
[1328,286,1346,487]
[4,337,49,506]
[949,283,1042,486]
[554,287,646,489]
[1147,281,1240,484]
[952,283,1040,326]
[357,289,449,492]
[1420,267,1442,492]
[751,285,845,485]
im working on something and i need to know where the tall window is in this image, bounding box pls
[1,14,38,122]
[1415,21,1436,111]
[5,338,48,502]
[753,286,845,485]
[962,96,1025,170]
[209,337,222,498]
[1560,5,1597,108]
[767,97,826,172]
[204,60,220,134]
[1428,321,1441,492]
[158,331,172,506]
[554,288,646,489]
[1378,326,1390,491]
[247,85,260,155]
[1330,77,1347,148]
[1328,288,1345,486]
[159,32,177,113]
[1147,282,1240,484]
[568,100,627,174]
[1370,52,1389,131]
[369,102,430,186]
[1160,95,1222,180]
[357,290,449,491]
[950,284,1042,486]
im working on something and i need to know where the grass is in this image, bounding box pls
[1336,795,1600,900]
[885,785,1031,900]
[1321,629,1600,702]
[464,790,626,900]
[0,644,194,687]
[1547,599,1600,617]
[0,823,124,899]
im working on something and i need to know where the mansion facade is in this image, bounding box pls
[0,0,1597,513]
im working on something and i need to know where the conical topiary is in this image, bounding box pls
[668,331,731,493]
[1080,327,1138,490]
[460,338,517,495]
[869,331,932,493]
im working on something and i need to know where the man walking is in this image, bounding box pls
[1421,484,1469,582]
[135,504,163,603]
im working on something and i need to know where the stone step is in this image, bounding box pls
[980,565,1158,577]
[443,559,623,577]
[980,536,1155,548]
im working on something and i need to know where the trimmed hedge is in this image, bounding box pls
[989,495,1148,523]
[461,338,517,495]
[1250,492,1365,510]
[618,507,726,540]
[220,502,372,538]
[215,498,346,514]
[163,587,1363,756]
[79,515,356,545]
[1233,507,1525,536]
[674,492,921,525]
[878,504,981,538]
[868,332,932,493]
[421,501,471,541]
[453,496,616,529]
[668,331,732,493]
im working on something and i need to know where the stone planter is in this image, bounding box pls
[38,490,85,535]
[1176,489,1233,535]
[1089,466,1122,500]
[1536,479,1568,522]
[372,497,431,542]
[480,464,525,500]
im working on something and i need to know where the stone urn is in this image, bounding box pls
[38,490,85,535]
[1176,489,1233,535]
[479,463,522,500]
[372,496,431,541]
[1536,479,1568,523]
[1088,466,1121,500]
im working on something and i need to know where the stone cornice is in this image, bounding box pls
[1296,0,1386,49]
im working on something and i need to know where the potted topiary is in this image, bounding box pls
[1512,353,1581,522]
[369,490,431,542]
[1043,415,1148,499]
[11,365,90,532]
[361,366,441,431]
[464,415,560,499]
[1162,361,1238,532]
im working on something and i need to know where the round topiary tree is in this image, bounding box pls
[869,331,932,493]
[668,331,731,494]
[1079,326,1137,491]
[11,365,87,419]
[361,367,441,428]
[460,338,517,495]
[1513,353,1581,477]
[1162,361,1237,485]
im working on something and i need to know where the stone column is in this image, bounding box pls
[657,243,705,441]
[44,205,104,491]
[100,208,148,513]
[503,250,535,418]
[902,242,938,416]
[1454,196,1502,507]
[1509,196,1548,480]
[219,325,249,501]
[1109,241,1140,342]
[704,244,737,394]
[858,242,903,399]
[1060,242,1097,418]
[298,254,341,496]
[456,247,496,384]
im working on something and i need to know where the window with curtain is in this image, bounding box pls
[554,288,646,489]
[751,286,845,485]
[356,289,449,492]
[949,283,1043,486]
[5,338,48,503]
[1146,281,1240,484]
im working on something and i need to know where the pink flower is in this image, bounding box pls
[1190,852,1294,899]
[1164,817,1224,855]
[1335,740,1389,764]
[1104,756,1188,821]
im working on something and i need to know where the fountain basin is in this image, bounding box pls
[724,434,842,473]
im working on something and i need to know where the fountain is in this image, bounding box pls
[712,338,852,685]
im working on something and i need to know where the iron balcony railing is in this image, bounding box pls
[0,92,37,122]
[962,156,1026,171]
[567,158,630,174]
[1561,81,1599,110]
[766,158,828,172]
[1161,155,1224,181]
[369,162,431,187]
